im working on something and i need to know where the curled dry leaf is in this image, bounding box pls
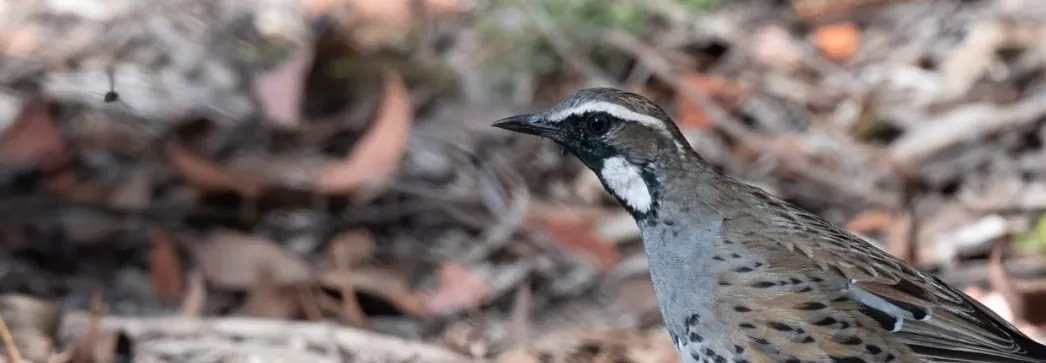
[423,262,491,315]
[811,21,861,62]
[0,95,68,171]
[253,43,314,130]
[148,229,184,304]
[193,230,313,289]
[316,70,413,198]
[166,140,267,198]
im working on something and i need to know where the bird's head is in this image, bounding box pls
[493,87,698,217]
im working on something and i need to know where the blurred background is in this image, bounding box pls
[2,0,1046,362]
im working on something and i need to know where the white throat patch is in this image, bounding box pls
[599,156,652,213]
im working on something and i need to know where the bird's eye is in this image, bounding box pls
[583,114,612,135]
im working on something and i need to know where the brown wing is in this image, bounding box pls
[722,189,1046,363]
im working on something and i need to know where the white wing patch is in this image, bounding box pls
[599,156,652,213]
[546,101,667,131]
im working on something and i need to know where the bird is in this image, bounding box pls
[492,87,1046,363]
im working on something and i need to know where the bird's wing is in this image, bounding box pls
[723,195,1046,363]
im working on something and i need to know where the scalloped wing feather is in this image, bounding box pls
[724,189,1046,363]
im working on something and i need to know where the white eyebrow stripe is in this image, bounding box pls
[546,101,666,130]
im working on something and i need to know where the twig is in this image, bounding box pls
[0,311,24,363]
[62,314,476,363]
[600,29,897,208]
[889,93,1046,168]
[519,0,615,87]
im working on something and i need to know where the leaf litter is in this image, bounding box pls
[4,0,1046,361]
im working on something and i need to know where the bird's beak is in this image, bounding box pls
[492,113,564,141]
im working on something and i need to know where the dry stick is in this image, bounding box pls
[64,314,474,363]
[600,29,895,208]
[0,311,24,363]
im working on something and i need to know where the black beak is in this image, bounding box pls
[492,113,564,141]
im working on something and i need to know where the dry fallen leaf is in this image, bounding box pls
[0,96,67,171]
[242,265,301,319]
[423,262,491,316]
[988,240,1026,322]
[0,295,62,363]
[108,166,153,209]
[253,44,314,130]
[148,229,184,304]
[316,69,413,199]
[811,21,861,62]
[526,211,623,269]
[845,209,896,235]
[320,267,429,317]
[673,73,743,129]
[166,140,267,198]
[193,230,313,289]
[750,25,804,70]
[328,229,376,267]
[327,229,373,327]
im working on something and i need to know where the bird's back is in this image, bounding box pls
[641,173,1046,363]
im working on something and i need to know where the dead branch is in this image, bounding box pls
[62,314,475,363]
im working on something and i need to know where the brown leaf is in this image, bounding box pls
[673,73,743,129]
[316,70,412,197]
[988,240,1026,322]
[297,285,325,321]
[253,44,314,130]
[327,230,373,327]
[845,209,896,235]
[329,229,376,267]
[526,211,623,269]
[0,96,68,171]
[885,212,915,265]
[811,22,861,62]
[46,169,108,204]
[108,166,153,209]
[423,262,490,315]
[148,229,183,304]
[242,265,301,319]
[193,231,313,289]
[320,267,429,317]
[165,140,267,197]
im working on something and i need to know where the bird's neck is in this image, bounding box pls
[627,151,739,227]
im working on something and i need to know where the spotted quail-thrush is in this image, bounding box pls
[492,88,1046,363]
